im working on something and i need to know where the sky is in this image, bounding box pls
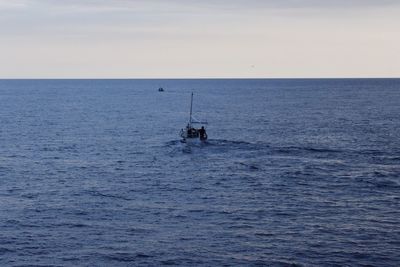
[0,0,399,78]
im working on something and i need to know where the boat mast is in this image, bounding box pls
[189,92,193,127]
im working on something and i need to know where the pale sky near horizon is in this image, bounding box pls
[0,0,399,78]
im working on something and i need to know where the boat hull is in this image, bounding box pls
[180,128,207,144]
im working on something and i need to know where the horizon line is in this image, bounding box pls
[0,77,399,80]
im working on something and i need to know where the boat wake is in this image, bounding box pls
[165,138,351,160]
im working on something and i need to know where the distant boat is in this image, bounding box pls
[180,92,208,143]
[158,87,164,92]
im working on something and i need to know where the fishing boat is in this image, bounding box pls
[180,92,208,143]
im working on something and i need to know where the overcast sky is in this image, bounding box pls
[0,0,399,78]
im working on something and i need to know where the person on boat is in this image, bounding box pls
[199,126,207,140]
[185,124,196,138]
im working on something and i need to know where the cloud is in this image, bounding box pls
[5,0,400,13]
[1,0,399,78]
[0,0,28,9]
[53,0,400,10]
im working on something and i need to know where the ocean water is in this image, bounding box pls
[0,79,399,266]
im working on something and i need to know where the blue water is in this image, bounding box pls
[0,79,399,266]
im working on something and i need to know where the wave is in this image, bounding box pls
[85,190,132,201]
[103,252,154,262]
[165,139,400,168]
[273,146,343,154]
[166,138,346,156]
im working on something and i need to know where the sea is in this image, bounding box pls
[0,79,399,266]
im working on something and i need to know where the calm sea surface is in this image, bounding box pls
[0,79,399,266]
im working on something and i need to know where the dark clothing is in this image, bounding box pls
[199,127,207,140]
[187,127,198,138]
